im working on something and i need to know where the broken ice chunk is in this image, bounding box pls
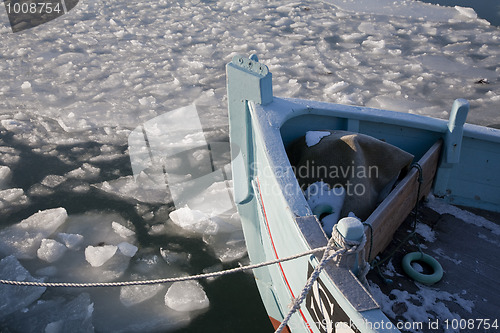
[0,256,46,319]
[117,242,138,257]
[64,212,132,249]
[65,163,100,180]
[148,223,166,235]
[165,281,209,312]
[57,233,84,250]
[85,245,117,267]
[202,263,223,282]
[112,221,135,238]
[160,247,191,266]
[37,239,67,263]
[0,188,29,210]
[204,230,247,263]
[93,174,171,204]
[0,165,12,189]
[132,254,163,275]
[21,81,32,91]
[3,293,94,332]
[0,208,68,259]
[169,206,219,235]
[119,276,166,307]
[76,250,130,282]
[41,175,66,188]
[45,321,63,333]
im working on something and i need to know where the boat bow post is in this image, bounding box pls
[434,99,469,197]
[227,55,289,330]
[226,54,273,204]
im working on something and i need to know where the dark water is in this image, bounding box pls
[419,0,500,26]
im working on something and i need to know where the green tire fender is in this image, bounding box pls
[402,252,443,285]
[312,204,333,218]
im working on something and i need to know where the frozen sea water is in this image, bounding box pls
[0,0,498,331]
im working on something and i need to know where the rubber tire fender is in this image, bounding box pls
[402,252,443,285]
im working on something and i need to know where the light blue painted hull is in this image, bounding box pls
[227,55,500,332]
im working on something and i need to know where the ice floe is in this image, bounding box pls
[0,188,29,212]
[37,239,67,263]
[4,293,94,333]
[120,281,166,308]
[112,221,136,238]
[117,242,138,258]
[0,166,12,189]
[57,232,84,250]
[165,281,210,312]
[85,245,118,267]
[0,256,46,319]
[0,208,68,259]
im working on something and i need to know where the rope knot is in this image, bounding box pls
[331,223,366,253]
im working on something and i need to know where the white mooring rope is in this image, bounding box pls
[275,225,367,333]
[1,225,367,333]
[0,246,329,288]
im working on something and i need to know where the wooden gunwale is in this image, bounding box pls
[364,139,443,261]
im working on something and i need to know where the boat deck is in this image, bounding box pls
[367,203,500,333]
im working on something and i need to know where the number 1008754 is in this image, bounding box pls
[5,2,63,15]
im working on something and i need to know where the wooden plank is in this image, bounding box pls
[364,140,443,261]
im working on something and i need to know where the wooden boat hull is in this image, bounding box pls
[227,55,500,332]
